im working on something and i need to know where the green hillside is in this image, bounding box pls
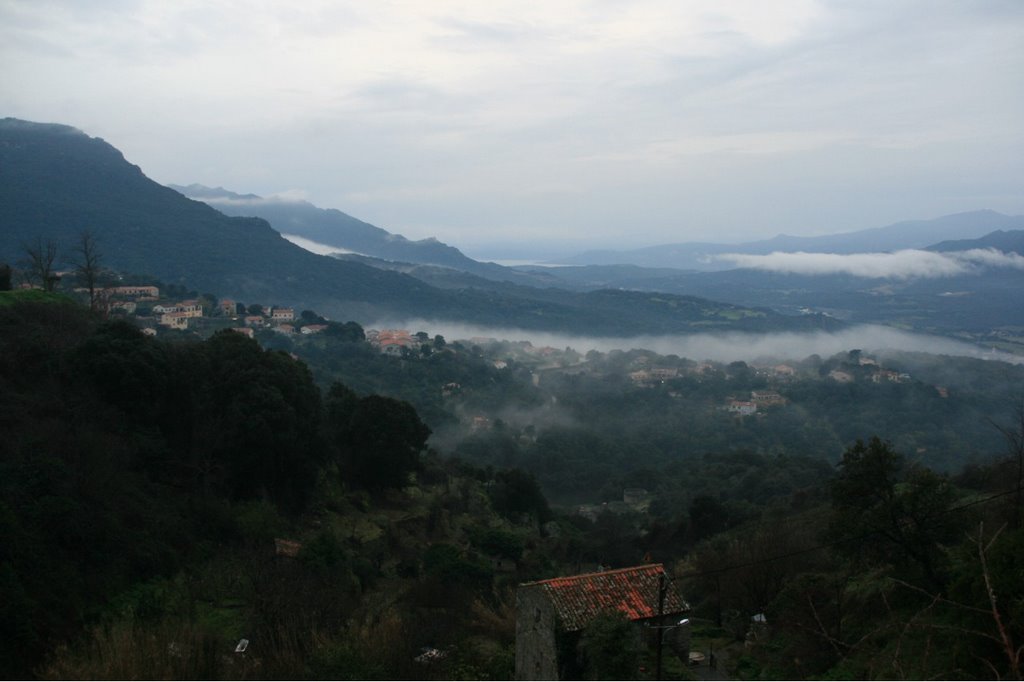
[0,119,446,320]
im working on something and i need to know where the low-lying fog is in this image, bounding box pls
[380,320,1021,365]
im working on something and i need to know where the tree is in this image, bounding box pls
[300,309,325,324]
[989,399,1024,529]
[580,611,640,680]
[688,495,733,542]
[247,303,263,316]
[488,469,551,524]
[0,264,11,291]
[338,395,430,491]
[828,437,961,589]
[21,237,60,291]
[70,230,103,310]
[323,321,365,342]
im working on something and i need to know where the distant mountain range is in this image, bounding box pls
[6,116,1019,342]
[170,184,558,288]
[559,210,1024,270]
[171,170,1024,337]
[1,117,836,336]
[524,227,1024,335]
[929,229,1024,254]
[169,183,477,268]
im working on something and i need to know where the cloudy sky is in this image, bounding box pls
[2,0,1022,257]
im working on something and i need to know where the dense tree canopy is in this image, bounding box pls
[0,301,436,675]
[337,394,431,492]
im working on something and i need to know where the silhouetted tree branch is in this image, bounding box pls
[21,237,60,291]
[71,230,103,310]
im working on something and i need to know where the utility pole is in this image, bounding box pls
[655,572,667,680]
[715,574,723,627]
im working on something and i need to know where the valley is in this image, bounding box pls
[2,117,1024,680]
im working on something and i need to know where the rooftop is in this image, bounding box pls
[522,563,688,631]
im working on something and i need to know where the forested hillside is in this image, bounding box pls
[264,328,1024,485]
[0,294,552,678]
[2,292,1023,679]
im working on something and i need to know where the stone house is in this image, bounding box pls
[750,390,786,406]
[159,311,191,330]
[515,563,690,680]
[105,285,159,298]
[727,400,757,415]
[270,306,294,322]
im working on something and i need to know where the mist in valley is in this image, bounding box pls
[381,319,1020,365]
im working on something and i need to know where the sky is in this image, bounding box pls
[2,0,1023,258]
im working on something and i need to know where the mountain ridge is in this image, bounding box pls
[1,117,835,336]
[170,183,564,288]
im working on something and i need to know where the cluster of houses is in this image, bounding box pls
[624,356,802,386]
[725,390,788,416]
[154,299,204,330]
[628,367,680,386]
[366,329,419,356]
[90,285,334,337]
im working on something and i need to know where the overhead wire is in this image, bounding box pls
[673,485,1020,581]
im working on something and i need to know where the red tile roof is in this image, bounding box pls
[524,564,688,631]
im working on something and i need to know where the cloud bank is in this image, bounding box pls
[715,248,1024,279]
[281,234,355,256]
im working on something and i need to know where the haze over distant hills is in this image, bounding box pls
[525,226,1024,340]
[560,210,1024,270]
[171,184,565,288]
[1,118,836,336]
[170,171,1024,341]
[6,117,1022,346]
[170,184,475,268]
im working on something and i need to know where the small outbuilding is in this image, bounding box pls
[515,563,690,680]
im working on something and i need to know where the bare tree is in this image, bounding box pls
[72,230,103,310]
[21,237,60,291]
[990,400,1024,529]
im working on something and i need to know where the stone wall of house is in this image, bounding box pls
[515,585,559,681]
